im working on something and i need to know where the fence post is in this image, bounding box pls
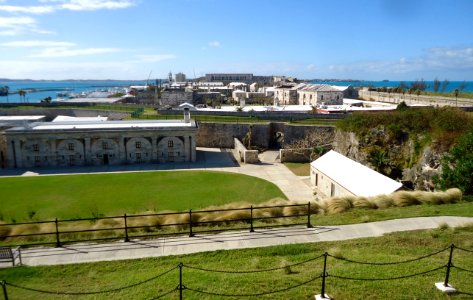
[444,244,455,287]
[307,202,313,228]
[189,210,194,237]
[178,263,183,300]
[1,280,8,300]
[250,205,254,232]
[435,244,457,293]
[315,252,330,300]
[54,218,61,248]
[124,214,130,242]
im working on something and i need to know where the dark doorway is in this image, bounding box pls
[103,154,110,165]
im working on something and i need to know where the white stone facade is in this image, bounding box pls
[0,119,198,169]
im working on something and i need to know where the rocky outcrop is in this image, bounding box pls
[333,128,444,191]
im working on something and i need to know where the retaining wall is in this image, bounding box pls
[280,148,313,163]
[196,122,335,149]
[158,109,346,121]
[358,90,473,107]
[0,108,129,121]
[234,138,259,164]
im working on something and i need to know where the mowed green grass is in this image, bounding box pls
[0,171,286,222]
[284,162,310,176]
[1,225,472,299]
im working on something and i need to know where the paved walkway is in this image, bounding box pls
[10,216,473,267]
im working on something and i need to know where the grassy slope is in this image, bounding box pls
[0,171,286,222]
[284,163,310,176]
[1,225,472,299]
[315,201,473,226]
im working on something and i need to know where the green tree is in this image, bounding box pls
[433,78,440,92]
[437,130,473,194]
[440,79,449,93]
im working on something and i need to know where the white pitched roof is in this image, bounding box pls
[311,150,402,197]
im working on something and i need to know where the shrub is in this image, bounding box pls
[437,130,473,194]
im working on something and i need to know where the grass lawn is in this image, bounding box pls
[0,171,286,222]
[315,201,473,226]
[284,162,310,176]
[1,225,472,299]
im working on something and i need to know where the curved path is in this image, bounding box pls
[10,216,473,267]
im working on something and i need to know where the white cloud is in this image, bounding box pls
[130,54,177,63]
[0,58,174,80]
[0,16,36,27]
[0,5,55,14]
[317,46,473,78]
[0,0,136,15]
[208,41,220,48]
[28,47,122,57]
[0,16,49,36]
[0,59,136,79]
[60,0,136,11]
[1,40,75,47]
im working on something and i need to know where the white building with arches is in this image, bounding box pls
[0,113,198,169]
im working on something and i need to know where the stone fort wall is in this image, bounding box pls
[196,122,334,149]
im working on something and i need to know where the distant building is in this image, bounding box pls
[249,83,259,92]
[175,72,186,83]
[0,116,46,129]
[228,82,248,91]
[310,150,402,198]
[206,73,253,83]
[296,84,344,106]
[232,90,246,104]
[331,85,358,99]
[0,111,198,169]
[274,83,298,105]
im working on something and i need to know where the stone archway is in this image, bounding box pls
[125,137,152,163]
[157,137,184,163]
[57,139,85,166]
[21,140,51,168]
[91,138,119,165]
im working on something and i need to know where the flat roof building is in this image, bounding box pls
[0,112,198,169]
[205,73,253,83]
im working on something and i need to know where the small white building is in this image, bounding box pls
[228,82,248,91]
[310,150,402,198]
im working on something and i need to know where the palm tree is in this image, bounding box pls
[454,89,459,107]
[19,90,27,102]
[0,86,9,103]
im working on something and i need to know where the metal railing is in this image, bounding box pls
[0,202,314,248]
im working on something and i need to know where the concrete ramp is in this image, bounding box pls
[258,150,280,163]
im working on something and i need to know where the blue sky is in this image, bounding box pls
[0,0,472,80]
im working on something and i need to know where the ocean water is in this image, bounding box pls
[312,81,473,93]
[1,79,472,103]
[0,80,147,103]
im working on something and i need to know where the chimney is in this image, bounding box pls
[183,107,190,123]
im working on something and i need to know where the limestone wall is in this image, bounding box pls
[280,148,312,163]
[196,123,271,148]
[0,108,128,121]
[233,138,259,164]
[196,122,335,149]
[158,109,345,121]
[358,90,473,107]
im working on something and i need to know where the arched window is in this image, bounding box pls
[168,140,174,148]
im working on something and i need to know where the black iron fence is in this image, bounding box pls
[0,202,314,248]
[1,244,472,299]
